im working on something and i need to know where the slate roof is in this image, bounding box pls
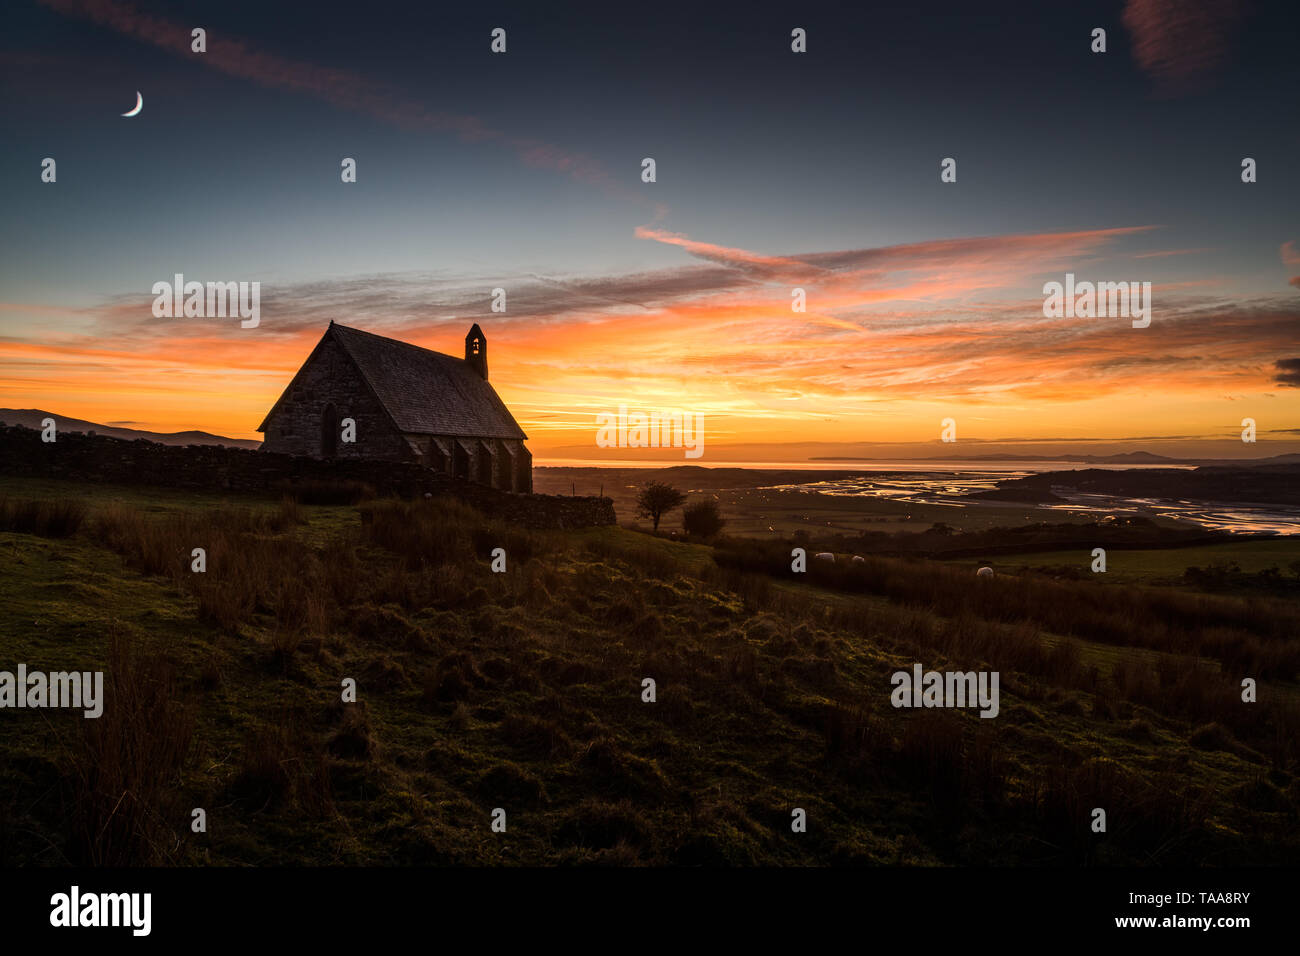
[260,323,527,440]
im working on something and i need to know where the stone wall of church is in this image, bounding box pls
[405,434,532,493]
[260,337,412,461]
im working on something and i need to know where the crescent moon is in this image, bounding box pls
[121,92,143,117]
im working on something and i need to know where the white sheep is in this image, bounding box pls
[976,566,994,577]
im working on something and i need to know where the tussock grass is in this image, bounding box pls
[276,478,374,506]
[63,633,194,865]
[0,496,87,538]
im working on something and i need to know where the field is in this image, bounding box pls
[533,465,1114,537]
[1,475,1297,867]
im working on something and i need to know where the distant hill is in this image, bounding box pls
[0,409,260,450]
[970,465,1300,507]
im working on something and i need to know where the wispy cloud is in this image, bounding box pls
[39,0,650,208]
[1282,241,1300,289]
[1122,0,1249,94]
[1133,247,1212,259]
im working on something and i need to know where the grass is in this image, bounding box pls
[0,475,1296,866]
[948,539,1300,585]
[715,539,1300,681]
[0,495,87,538]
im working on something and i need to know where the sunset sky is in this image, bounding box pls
[2,0,1298,460]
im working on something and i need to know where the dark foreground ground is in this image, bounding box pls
[1,474,1297,866]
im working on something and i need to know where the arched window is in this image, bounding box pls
[320,403,338,458]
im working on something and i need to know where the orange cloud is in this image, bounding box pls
[1283,241,1300,289]
[5,227,1297,450]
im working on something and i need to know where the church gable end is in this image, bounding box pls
[259,331,409,461]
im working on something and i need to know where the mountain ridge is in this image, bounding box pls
[0,409,261,450]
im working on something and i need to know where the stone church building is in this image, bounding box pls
[258,322,532,492]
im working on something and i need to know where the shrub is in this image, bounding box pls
[682,498,726,538]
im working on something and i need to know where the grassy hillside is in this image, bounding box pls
[947,539,1300,586]
[0,477,1296,866]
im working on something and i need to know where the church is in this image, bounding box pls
[258,322,531,492]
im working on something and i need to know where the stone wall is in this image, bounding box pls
[0,425,614,529]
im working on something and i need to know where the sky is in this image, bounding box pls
[1,0,1298,460]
